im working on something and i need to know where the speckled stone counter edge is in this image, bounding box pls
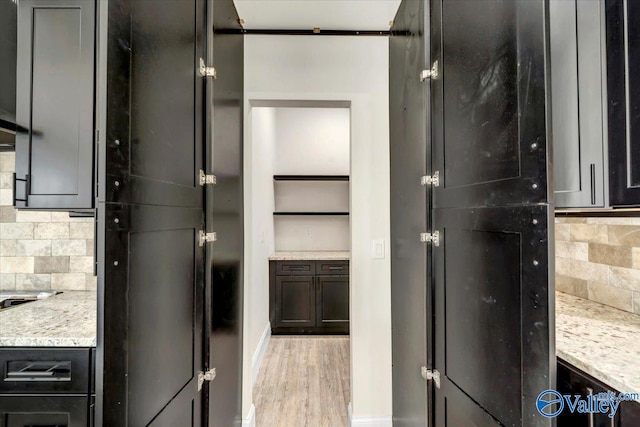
[269,251,350,261]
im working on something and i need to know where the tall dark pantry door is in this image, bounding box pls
[391,0,555,426]
[431,0,554,425]
[389,0,430,425]
[204,0,245,425]
[96,0,226,425]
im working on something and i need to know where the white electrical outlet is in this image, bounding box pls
[305,227,311,237]
[372,239,385,259]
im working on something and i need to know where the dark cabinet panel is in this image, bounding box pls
[0,396,88,427]
[275,276,316,328]
[432,0,550,210]
[607,0,640,206]
[620,397,640,426]
[205,2,245,424]
[316,276,349,330]
[552,0,607,208]
[0,0,17,150]
[430,0,553,425]
[389,0,430,424]
[270,260,349,334]
[14,0,95,209]
[99,0,206,424]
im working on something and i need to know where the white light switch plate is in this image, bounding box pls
[372,239,385,259]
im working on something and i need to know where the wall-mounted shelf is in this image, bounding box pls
[273,212,350,216]
[273,175,349,181]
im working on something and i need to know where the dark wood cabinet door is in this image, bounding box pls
[389,0,430,423]
[431,0,550,210]
[14,0,95,209]
[0,0,17,149]
[430,1,553,426]
[205,0,244,425]
[551,0,607,208]
[606,0,640,206]
[316,276,349,331]
[275,276,316,328]
[98,0,206,425]
[0,396,88,427]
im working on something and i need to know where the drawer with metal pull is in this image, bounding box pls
[316,261,349,275]
[275,261,315,276]
[0,348,90,394]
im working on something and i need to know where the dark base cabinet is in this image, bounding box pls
[558,359,640,426]
[270,260,349,335]
[0,348,94,427]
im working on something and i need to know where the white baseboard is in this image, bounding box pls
[252,322,271,383]
[242,404,256,427]
[348,403,393,427]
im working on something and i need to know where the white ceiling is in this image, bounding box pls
[233,0,402,31]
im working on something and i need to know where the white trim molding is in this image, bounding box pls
[242,404,256,427]
[348,403,393,427]
[252,322,271,383]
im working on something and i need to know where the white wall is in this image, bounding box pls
[273,107,351,251]
[242,107,277,423]
[274,215,350,251]
[243,35,392,424]
[275,107,350,175]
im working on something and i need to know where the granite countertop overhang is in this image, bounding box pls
[556,291,640,401]
[269,251,350,261]
[0,291,97,347]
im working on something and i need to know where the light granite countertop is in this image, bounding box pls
[0,291,96,347]
[269,251,350,261]
[556,291,640,400]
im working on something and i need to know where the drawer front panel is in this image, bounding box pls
[0,348,90,394]
[275,261,315,276]
[0,395,88,427]
[317,261,349,275]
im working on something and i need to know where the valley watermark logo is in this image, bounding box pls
[536,389,640,419]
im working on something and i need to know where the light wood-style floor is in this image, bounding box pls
[253,336,350,427]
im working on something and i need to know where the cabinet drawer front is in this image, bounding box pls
[276,261,315,276]
[317,261,349,275]
[0,395,88,427]
[0,348,90,394]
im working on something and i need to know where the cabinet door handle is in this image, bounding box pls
[587,387,595,427]
[328,266,344,270]
[5,361,71,381]
[590,163,596,205]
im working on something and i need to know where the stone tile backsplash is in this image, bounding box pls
[0,152,96,291]
[556,216,640,314]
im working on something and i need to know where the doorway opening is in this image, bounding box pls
[243,100,352,426]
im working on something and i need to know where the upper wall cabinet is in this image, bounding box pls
[552,0,608,208]
[607,0,640,206]
[0,0,17,151]
[13,0,95,210]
